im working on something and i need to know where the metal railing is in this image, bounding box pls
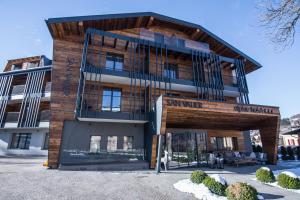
[4,112,19,123]
[44,82,51,92]
[10,85,25,96]
[39,110,50,121]
[80,94,145,114]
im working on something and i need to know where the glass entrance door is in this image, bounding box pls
[166,131,208,169]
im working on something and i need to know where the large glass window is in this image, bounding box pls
[210,137,238,151]
[107,136,118,151]
[42,132,49,150]
[164,64,178,79]
[101,88,121,112]
[10,133,31,149]
[90,136,101,153]
[105,53,124,71]
[123,136,133,150]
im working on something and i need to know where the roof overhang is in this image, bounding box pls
[45,12,262,74]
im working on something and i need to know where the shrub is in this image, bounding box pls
[252,145,257,152]
[190,170,207,184]
[203,176,227,196]
[256,167,275,183]
[226,182,258,200]
[277,172,300,189]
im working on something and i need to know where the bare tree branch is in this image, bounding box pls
[257,0,300,49]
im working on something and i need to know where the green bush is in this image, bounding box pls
[203,176,227,196]
[190,170,207,184]
[277,172,300,189]
[226,182,258,200]
[256,167,275,183]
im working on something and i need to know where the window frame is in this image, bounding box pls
[163,64,178,79]
[101,88,122,112]
[105,53,124,71]
[10,133,31,150]
[123,136,134,151]
[107,136,118,151]
[42,132,49,150]
[89,136,102,153]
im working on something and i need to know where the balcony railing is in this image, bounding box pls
[79,94,146,120]
[4,112,19,123]
[44,82,51,93]
[39,110,50,121]
[10,85,25,96]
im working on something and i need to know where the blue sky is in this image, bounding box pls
[0,0,299,118]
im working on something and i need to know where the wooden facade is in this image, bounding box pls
[45,12,280,168]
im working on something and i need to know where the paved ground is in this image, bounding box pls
[0,157,300,200]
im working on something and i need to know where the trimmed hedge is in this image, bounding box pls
[277,173,300,189]
[203,176,227,196]
[190,170,207,184]
[256,168,275,183]
[226,182,258,200]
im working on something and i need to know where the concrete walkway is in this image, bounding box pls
[0,157,299,200]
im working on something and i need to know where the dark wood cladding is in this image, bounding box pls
[49,39,83,168]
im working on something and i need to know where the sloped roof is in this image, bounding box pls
[46,12,262,73]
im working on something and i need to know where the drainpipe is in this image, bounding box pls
[156,134,162,174]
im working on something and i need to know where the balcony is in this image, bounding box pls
[38,110,50,128]
[10,85,25,100]
[43,82,51,97]
[78,94,147,122]
[3,112,19,128]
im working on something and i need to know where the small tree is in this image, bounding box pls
[258,0,300,49]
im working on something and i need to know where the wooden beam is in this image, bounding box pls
[113,38,117,48]
[191,29,200,40]
[146,16,154,28]
[135,17,143,28]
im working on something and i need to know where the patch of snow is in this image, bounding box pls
[266,181,300,194]
[173,179,227,200]
[261,167,270,171]
[257,194,264,200]
[281,171,298,179]
[210,174,227,185]
[273,167,300,178]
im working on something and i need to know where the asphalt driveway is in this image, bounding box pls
[0,157,299,200]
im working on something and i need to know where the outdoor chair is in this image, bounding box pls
[256,152,267,165]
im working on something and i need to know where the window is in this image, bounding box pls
[12,64,22,71]
[101,88,121,112]
[10,133,31,149]
[42,132,49,150]
[154,33,164,44]
[210,137,238,151]
[164,64,178,79]
[123,136,133,150]
[107,136,117,151]
[105,53,124,71]
[90,136,101,153]
[177,39,185,48]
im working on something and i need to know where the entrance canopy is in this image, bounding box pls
[156,95,280,164]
